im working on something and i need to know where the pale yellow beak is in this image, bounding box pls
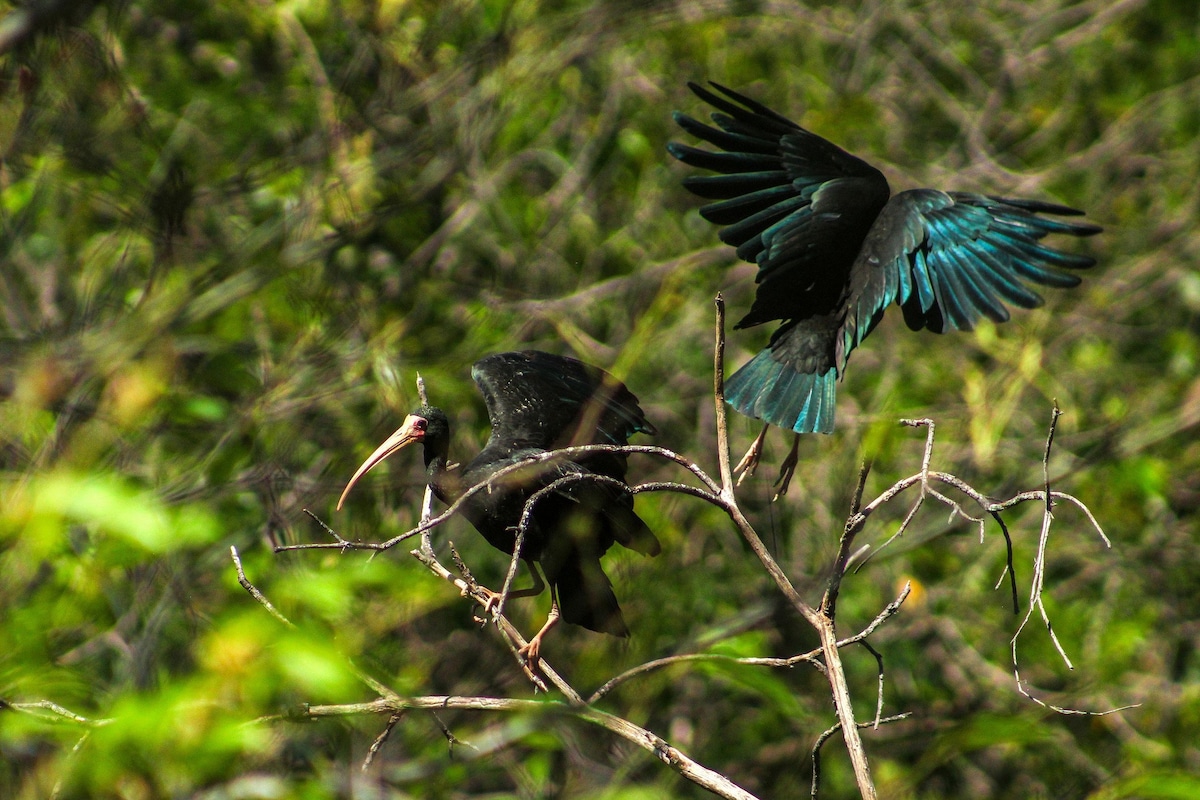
[336,414,426,510]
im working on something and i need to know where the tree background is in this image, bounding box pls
[2,0,1199,797]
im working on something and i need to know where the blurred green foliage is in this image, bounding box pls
[2,0,1199,797]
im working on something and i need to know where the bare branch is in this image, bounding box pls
[588,651,824,705]
[279,695,761,800]
[1007,403,1131,716]
[810,714,912,800]
[278,443,722,554]
[588,585,910,705]
[362,711,405,771]
[714,293,735,495]
[232,546,398,701]
[1,699,111,728]
[231,546,294,629]
[409,543,559,696]
[429,710,478,756]
[707,296,876,797]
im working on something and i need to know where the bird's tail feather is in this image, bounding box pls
[607,503,661,557]
[553,557,629,637]
[726,350,837,434]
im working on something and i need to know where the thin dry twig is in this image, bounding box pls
[276,695,760,800]
[810,714,912,800]
[231,546,294,628]
[710,294,879,799]
[589,581,910,705]
[429,710,478,756]
[0,699,110,727]
[833,410,1118,720]
[277,443,720,554]
[362,711,406,770]
[1009,405,1132,717]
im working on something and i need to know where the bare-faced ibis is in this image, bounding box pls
[670,82,1101,434]
[337,351,660,663]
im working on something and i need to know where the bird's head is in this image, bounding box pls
[337,406,448,510]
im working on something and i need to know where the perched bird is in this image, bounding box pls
[337,350,660,663]
[669,82,1101,434]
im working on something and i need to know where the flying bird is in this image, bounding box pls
[669,82,1101,434]
[337,350,660,663]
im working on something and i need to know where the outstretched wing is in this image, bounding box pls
[837,190,1102,367]
[668,81,891,327]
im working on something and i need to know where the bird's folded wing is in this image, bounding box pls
[472,351,654,457]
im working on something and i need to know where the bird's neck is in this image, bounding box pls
[424,453,461,505]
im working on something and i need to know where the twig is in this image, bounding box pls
[988,510,1021,614]
[831,410,1118,717]
[363,711,405,770]
[589,585,909,705]
[1,699,110,727]
[810,714,911,800]
[714,293,735,495]
[276,695,761,800]
[709,295,877,799]
[277,443,721,553]
[1008,404,1130,716]
[301,508,353,548]
[588,651,824,704]
[859,639,886,729]
[231,546,295,628]
[429,710,477,756]
[231,547,398,701]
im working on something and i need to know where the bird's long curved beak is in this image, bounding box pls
[337,415,425,510]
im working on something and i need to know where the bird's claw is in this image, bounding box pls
[771,433,802,501]
[517,639,543,670]
[467,586,503,626]
[517,606,560,674]
[734,425,770,485]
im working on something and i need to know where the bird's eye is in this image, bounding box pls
[414,419,427,431]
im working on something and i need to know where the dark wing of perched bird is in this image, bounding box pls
[472,350,655,453]
[469,350,659,635]
[670,82,1101,434]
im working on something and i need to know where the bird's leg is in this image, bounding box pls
[518,601,561,669]
[480,557,546,625]
[734,423,771,484]
[505,557,546,600]
[772,432,802,501]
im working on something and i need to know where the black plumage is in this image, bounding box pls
[669,82,1102,434]
[337,351,659,656]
